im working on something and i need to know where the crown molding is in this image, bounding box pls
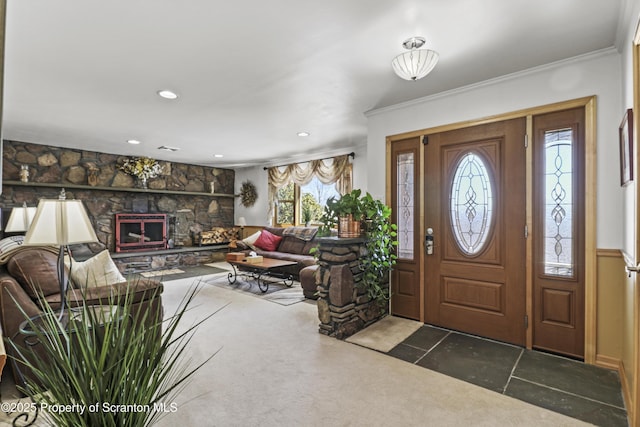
[365,47,618,118]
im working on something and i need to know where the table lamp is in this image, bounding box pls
[24,189,98,318]
[5,202,38,232]
[237,217,247,239]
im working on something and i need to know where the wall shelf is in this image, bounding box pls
[2,180,235,198]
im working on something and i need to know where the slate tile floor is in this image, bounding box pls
[389,325,628,427]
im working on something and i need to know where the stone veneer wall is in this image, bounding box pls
[1,140,235,256]
[315,237,388,339]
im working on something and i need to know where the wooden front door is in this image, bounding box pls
[424,118,527,345]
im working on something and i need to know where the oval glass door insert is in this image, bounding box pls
[450,152,494,255]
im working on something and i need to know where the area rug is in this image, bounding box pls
[205,274,305,306]
[205,262,232,270]
[140,268,185,278]
[345,315,423,352]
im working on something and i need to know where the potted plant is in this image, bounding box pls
[321,189,364,237]
[359,193,398,305]
[318,190,398,306]
[8,283,217,427]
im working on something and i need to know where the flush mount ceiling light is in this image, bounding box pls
[391,36,439,81]
[157,89,179,100]
[297,132,310,137]
[214,154,224,158]
[127,139,141,145]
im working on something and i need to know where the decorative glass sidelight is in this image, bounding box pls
[543,128,574,276]
[397,152,414,259]
[450,152,494,255]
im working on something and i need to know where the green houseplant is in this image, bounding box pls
[320,189,364,237]
[318,189,397,306]
[8,282,218,427]
[359,193,398,305]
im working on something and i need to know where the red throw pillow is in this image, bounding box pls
[253,229,282,251]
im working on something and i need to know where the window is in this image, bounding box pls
[268,154,353,226]
[274,177,340,226]
[396,152,415,259]
[543,128,574,277]
[449,152,494,256]
[301,176,340,225]
[275,182,295,225]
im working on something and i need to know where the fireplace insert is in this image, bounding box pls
[115,213,167,252]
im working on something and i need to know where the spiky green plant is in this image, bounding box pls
[8,281,218,427]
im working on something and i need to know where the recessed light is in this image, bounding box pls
[297,132,310,137]
[157,90,179,100]
[214,154,224,158]
[127,139,141,145]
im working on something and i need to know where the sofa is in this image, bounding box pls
[234,226,319,298]
[0,247,163,385]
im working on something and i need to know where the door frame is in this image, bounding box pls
[386,95,596,359]
[629,20,640,427]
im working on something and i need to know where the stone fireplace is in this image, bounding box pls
[115,213,167,253]
[1,139,236,271]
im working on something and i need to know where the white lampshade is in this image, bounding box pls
[5,204,38,232]
[237,217,247,227]
[24,194,98,246]
[392,37,439,81]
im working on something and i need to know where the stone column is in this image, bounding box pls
[315,236,387,339]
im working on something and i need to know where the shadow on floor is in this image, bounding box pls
[388,325,627,427]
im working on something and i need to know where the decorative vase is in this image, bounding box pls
[138,177,148,189]
[338,214,361,238]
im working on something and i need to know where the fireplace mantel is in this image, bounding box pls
[3,180,234,198]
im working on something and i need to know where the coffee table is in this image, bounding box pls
[227,257,297,292]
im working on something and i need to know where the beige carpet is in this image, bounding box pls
[154,277,587,426]
[346,315,423,352]
[0,275,589,426]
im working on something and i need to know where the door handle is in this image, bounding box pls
[425,228,434,255]
[626,264,640,277]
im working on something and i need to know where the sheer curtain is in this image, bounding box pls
[267,154,353,219]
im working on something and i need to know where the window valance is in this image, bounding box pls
[267,153,353,215]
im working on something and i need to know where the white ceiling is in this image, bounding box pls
[2,0,625,169]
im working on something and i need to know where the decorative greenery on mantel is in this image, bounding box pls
[119,157,163,181]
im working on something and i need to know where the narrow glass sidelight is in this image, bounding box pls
[543,128,574,277]
[450,152,494,255]
[397,152,414,259]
